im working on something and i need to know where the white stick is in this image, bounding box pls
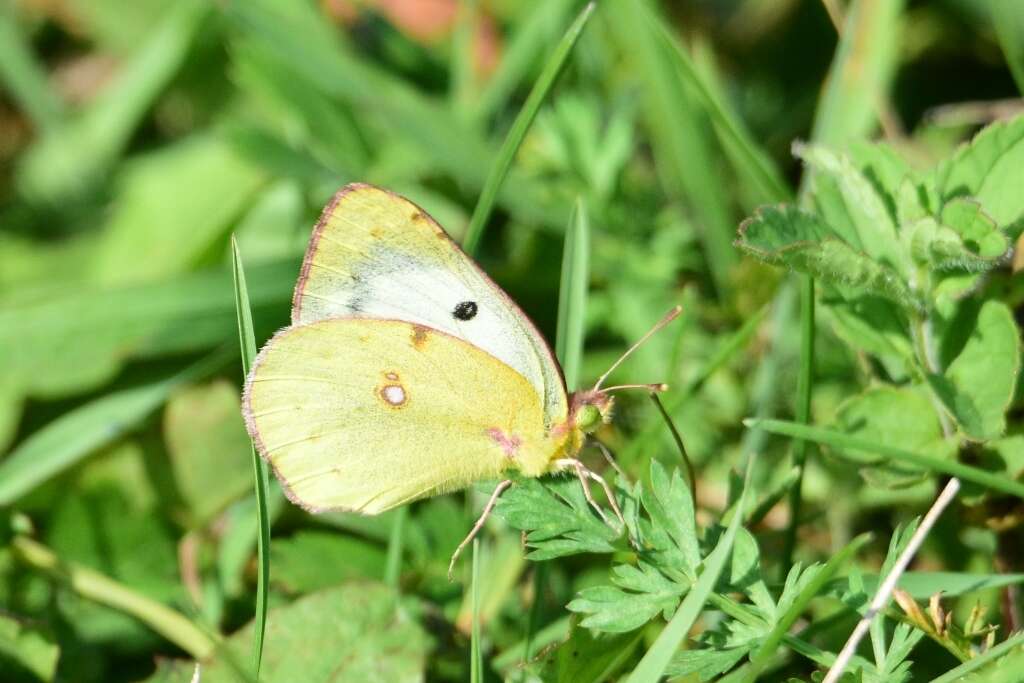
[823,477,961,683]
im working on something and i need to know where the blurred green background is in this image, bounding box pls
[1,0,1023,681]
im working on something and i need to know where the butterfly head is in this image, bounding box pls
[570,390,615,434]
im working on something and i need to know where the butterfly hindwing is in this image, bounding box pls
[291,183,568,430]
[243,318,564,513]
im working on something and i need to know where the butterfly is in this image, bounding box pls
[241,183,678,576]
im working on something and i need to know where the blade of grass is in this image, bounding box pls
[0,4,65,131]
[522,194,592,673]
[604,0,736,295]
[739,533,873,682]
[625,462,754,683]
[474,0,576,123]
[781,275,815,572]
[18,0,211,202]
[555,198,590,390]
[384,506,407,588]
[990,0,1024,94]
[230,236,271,678]
[470,538,483,683]
[824,479,961,683]
[462,2,596,256]
[0,350,227,505]
[652,17,791,205]
[11,535,216,660]
[929,630,1024,683]
[744,418,1024,499]
[449,0,478,115]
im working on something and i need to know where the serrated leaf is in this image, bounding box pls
[939,198,1010,261]
[936,114,1024,227]
[940,301,1021,440]
[641,461,699,573]
[496,476,619,559]
[797,143,908,276]
[568,564,685,633]
[737,205,920,311]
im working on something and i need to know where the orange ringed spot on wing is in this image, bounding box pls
[380,384,407,407]
[411,325,430,348]
[486,428,521,458]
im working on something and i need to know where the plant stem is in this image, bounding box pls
[782,274,815,573]
[822,478,961,683]
[11,535,217,659]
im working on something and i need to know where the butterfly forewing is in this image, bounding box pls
[291,184,568,430]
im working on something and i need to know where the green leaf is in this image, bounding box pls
[833,386,954,488]
[533,622,642,683]
[936,113,1024,227]
[939,198,1011,261]
[496,476,620,560]
[641,461,700,574]
[164,380,253,524]
[745,418,1024,499]
[625,467,752,683]
[798,144,908,277]
[92,135,267,284]
[271,534,386,595]
[824,296,914,374]
[16,0,211,203]
[568,562,685,633]
[149,583,428,682]
[0,352,223,505]
[736,205,919,311]
[940,300,1021,440]
[664,647,750,681]
[0,613,59,683]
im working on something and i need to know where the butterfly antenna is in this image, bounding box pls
[601,383,669,393]
[593,306,682,391]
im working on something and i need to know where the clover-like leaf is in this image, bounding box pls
[737,205,921,311]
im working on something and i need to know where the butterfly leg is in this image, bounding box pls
[592,440,628,483]
[448,479,513,581]
[554,457,627,532]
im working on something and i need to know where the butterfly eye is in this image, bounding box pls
[453,301,478,321]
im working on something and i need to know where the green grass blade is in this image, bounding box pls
[470,538,483,683]
[461,2,595,256]
[782,275,816,572]
[555,198,591,389]
[384,506,408,588]
[17,0,210,202]
[740,533,873,682]
[625,464,753,683]
[653,19,791,204]
[474,0,576,123]
[0,350,225,506]
[0,4,64,131]
[990,0,1024,94]
[809,0,905,147]
[603,0,736,294]
[231,236,271,678]
[449,0,478,115]
[929,630,1024,683]
[744,418,1024,499]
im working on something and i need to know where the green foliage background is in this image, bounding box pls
[2,0,1024,681]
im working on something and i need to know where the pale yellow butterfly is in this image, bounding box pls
[241,183,678,574]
